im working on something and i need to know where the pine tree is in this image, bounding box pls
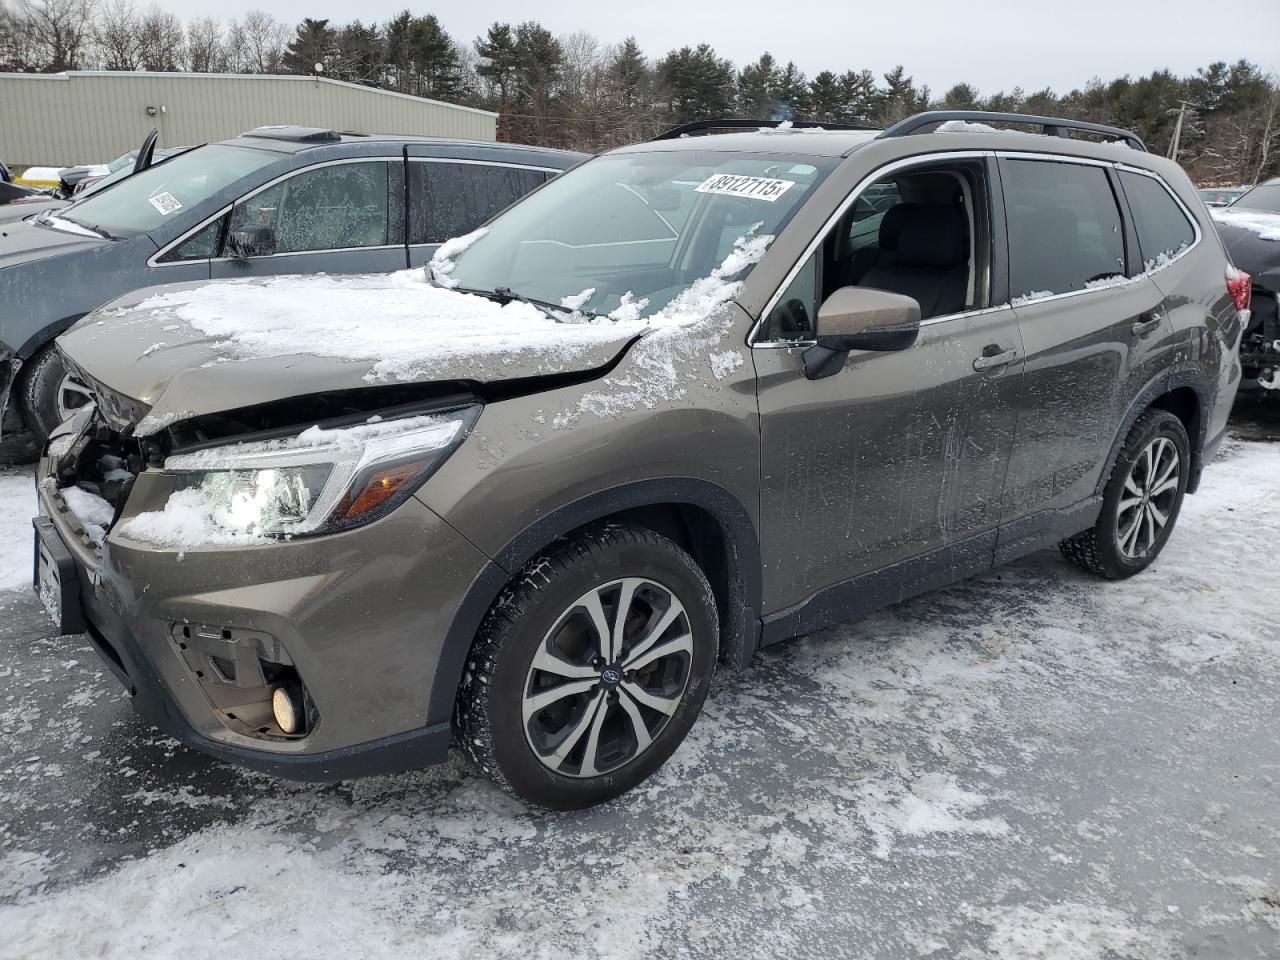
[282,17,335,75]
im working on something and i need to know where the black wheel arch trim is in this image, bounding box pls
[1096,371,1211,499]
[16,312,89,361]
[426,477,763,728]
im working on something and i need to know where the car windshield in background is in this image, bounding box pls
[52,144,282,239]
[446,150,833,318]
[1233,184,1280,214]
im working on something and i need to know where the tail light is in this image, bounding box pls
[1226,266,1252,313]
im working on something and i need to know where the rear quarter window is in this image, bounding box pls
[1120,170,1196,270]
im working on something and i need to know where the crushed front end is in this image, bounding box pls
[35,393,494,781]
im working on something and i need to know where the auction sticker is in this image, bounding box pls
[148,191,183,215]
[695,174,795,202]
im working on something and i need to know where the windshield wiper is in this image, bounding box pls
[35,211,118,240]
[492,286,565,322]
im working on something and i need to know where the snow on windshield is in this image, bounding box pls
[1211,206,1280,241]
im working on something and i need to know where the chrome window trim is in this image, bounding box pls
[406,156,563,175]
[749,150,993,346]
[749,303,1015,349]
[149,156,402,267]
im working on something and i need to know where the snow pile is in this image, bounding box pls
[60,486,115,545]
[553,231,773,426]
[0,470,37,590]
[979,902,1169,960]
[122,270,639,387]
[116,488,270,552]
[848,772,1010,860]
[1012,290,1054,305]
[1083,274,1129,291]
[1211,206,1280,241]
[708,349,745,379]
[1145,241,1190,272]
[937,119,999,133]
[426,227,487,287]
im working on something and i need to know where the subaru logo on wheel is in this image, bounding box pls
[601,667,622,685]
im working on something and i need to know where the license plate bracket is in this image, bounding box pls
[33,516,85,636]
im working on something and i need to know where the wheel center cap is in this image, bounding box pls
[600,666,623,686]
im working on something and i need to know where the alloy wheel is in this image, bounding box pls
[521,577,694,778]
[1115,436,1180,560]
[55,373,94,422]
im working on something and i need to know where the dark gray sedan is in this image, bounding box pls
[0,126,584,441]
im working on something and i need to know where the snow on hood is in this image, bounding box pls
[59,234,773,432]
[1211,206,1280,242]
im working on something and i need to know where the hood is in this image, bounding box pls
[1212,208,1280,293]
[58,271,644,433]
[0,214,106,266]
[0,199,68,226]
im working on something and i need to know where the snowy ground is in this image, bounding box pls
[1,418,1278,960]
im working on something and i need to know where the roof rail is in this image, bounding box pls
[877,111,1148,152]
[650,118,878,141]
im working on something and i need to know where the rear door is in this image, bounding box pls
[997,155,1169,558]
[210,158,406,279]
[405,157,554,267]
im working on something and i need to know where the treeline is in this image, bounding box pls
[2,0,1278,183]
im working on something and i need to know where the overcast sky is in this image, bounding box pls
[164,0,1279,95]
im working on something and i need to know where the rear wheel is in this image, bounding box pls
[1059,408,1190,579]
[19,344,93,443]
[457,523,718,809]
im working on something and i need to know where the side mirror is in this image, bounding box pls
[802,286,921,380]
[227,223,275,259]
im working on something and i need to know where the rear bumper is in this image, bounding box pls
[36,459,494,782]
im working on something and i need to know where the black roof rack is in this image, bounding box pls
[877,111,1147,151]
[650,118,878,141]
[241,125,342,144]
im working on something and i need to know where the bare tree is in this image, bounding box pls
[184,16,225,73]
[226,9,286,74]
[0,0,38,70]
[19,0,92,71]
[93,0,140,70]
[136,5,181,71]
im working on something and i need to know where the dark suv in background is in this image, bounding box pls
[1209,177,1280,393]
[0,127,583,442]
[38,112,1244,808]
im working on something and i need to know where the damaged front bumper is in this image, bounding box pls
[35,416,496,781]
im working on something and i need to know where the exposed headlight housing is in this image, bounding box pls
[160,407,479,540]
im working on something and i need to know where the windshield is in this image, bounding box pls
[1235,184,1280,214]
[445,150,833,318]
[54,144,282,239]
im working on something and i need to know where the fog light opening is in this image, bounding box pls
[272,684,304,735]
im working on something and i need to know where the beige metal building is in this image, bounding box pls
[0,71,498,166]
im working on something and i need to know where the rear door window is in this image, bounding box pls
[409,162,549,245]
[1001,158,1126,302]
[1119,170,1196,270]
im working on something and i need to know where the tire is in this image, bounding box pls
[457,523,718,809]
[18,344,93,444]
[1059,408,1191,579]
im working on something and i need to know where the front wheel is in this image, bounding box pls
[19,344,94,444]
[1059,408,1190,579]
[457,523,718,809]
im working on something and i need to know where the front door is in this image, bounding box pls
[754,155,1022,631]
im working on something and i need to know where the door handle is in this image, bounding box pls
[1132,310,1166,337]
[973,348,1018,371]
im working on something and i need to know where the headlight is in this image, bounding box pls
[157,407,479,540]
